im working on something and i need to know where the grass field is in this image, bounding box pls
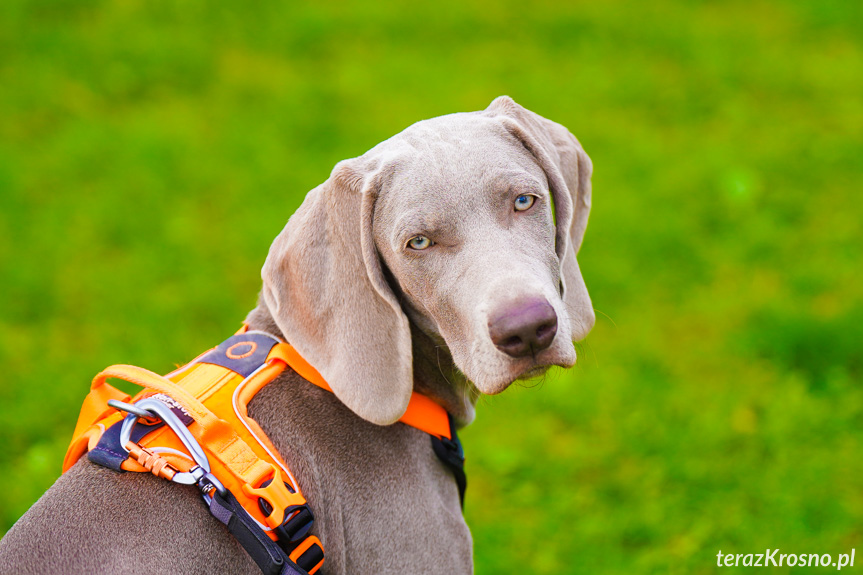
[1,1,861,573]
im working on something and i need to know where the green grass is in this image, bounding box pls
[1,1,861,573]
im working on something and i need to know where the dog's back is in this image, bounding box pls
[0,356,472,574]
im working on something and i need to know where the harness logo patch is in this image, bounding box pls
[150,393,194,426]
[199,332,279,377]
[226,341,257,359]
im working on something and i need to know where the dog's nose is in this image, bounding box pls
[488,298,558,358]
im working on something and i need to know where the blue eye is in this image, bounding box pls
[514,194,536,211]
[407,235,433,250]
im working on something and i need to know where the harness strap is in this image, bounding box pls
[247,327,466,506]
[208,489,322,575]
[63,327,467,575]
[431,414,467,508]
[265,342,453,440]
[90,364,297,523]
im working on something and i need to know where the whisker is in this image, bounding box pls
[434,345,454,387]
[562,302,615,329]
[591,307,617,328]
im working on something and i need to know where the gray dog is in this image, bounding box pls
[0,96,594,574]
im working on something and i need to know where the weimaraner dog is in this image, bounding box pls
[0,96,594,574]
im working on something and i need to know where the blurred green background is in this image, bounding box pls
[1,1,861,573]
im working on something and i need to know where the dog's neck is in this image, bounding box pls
[407,322,478,426]
[245,300,478,427]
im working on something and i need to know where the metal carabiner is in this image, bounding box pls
[109,398,225,495]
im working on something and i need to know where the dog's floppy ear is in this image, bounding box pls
[485,95,595,340]
[261,158,413,425]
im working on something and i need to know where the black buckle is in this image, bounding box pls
[274,505,315,548]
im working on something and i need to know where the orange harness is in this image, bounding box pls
[63,326,465,575]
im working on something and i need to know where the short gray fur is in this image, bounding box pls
[0,96,593,575]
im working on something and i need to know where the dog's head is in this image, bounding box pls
[261,96,594,425]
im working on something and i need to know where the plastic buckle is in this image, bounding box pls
[241,466,306,529]
[253,477,315,548]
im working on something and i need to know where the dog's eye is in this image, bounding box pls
[407,235,433,250]
[514,194,537,212]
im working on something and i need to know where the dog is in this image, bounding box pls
[0,95,594,574]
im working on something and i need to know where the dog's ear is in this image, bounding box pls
[261,158,413,425]
[485,95,595,340]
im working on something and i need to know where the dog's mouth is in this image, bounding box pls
[459,328,578,396]
[517,364,552,380]
[476,356,562,395]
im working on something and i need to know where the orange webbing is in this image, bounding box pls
[62,327,459,575]
[63,425,107,472]
[266,344,331,391]
[237,323,451,439]
[71,363,302,530]
[91,365,215,422]
[91,366,278,486]
[65,339,452,480]
[233,358,291,471]
[85,366,276,489]
[70,381,129,448]
[266,343,452,440]
[65,331,452,523]
[398,392,451,440]
[63,378,131,472]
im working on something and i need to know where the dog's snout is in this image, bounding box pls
[488,298,558,358]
